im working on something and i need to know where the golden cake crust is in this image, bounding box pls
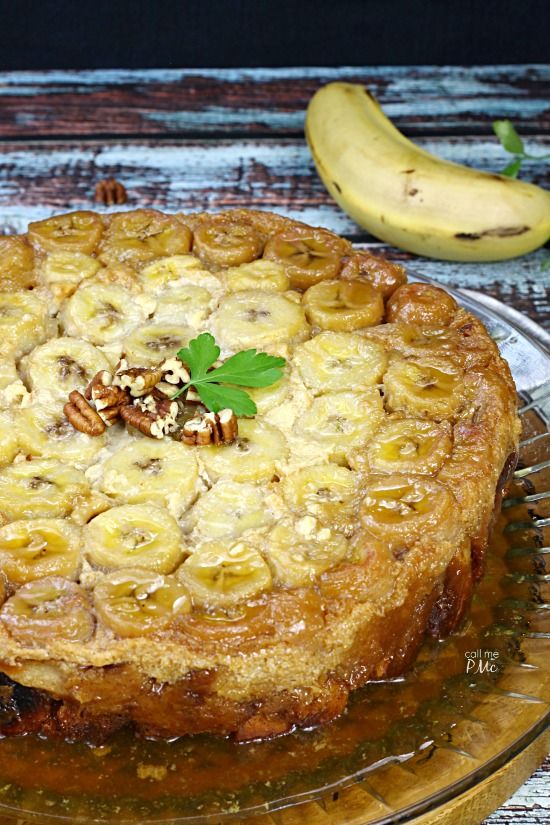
[0,209,519,742]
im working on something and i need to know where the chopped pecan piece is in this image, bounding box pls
[94,178,127,206]
[181,409,238,446]
[160,357,190,386]
[64,390,106,436]
[84,370,130,425]
[121,394,179,439]
[113,365,164,397]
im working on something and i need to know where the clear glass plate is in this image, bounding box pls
[0,287,548,825]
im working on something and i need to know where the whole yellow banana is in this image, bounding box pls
[305,83,550,261]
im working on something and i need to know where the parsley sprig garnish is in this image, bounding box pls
[172,333,286,417]
[492,119,550,178]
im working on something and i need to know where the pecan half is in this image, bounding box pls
[94,178,127,206]
[64,390,106,436]
[121,394,179,439]
[113,365,164,397]
[160,357,190,386]
[181,409,238,446]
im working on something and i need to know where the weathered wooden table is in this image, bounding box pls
[0,64,547,824]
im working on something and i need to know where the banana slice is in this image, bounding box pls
[245,374,290,414]
[384,356,464,420]
[152,285,214,327]
[193,216,264,267]
[0,360,28,410]
[340,250,406,299]
[303,279,384,331]
[281,464,357,528]
[18,402,106,468]
[360,474,456,546]
[0,577,94,646]
[0,411,18,467]
[84,504,184,574]
[0,519,81,585]
[0,291,53,359]
[41,251,101,300]
[99,210,192,267]
[387,283,458,327]
[100,440,199,517]
[263,226,349,289]
[293,331,387,393]
[210,290,309,351]
[184,480,273,540]
[23,337,111,403]
[94,569,191,637]
[177,540,272,607]
[0,235,35,291]
[139,255,222,296]
[28,211,104,255]
[223,259,290,293]
[123,322,194,367]
[62,282,149,345]
[264,517,348,587]
[0,459,89,521]
[199,419,287,483]
[363,417,452,475]
[296,389,384,465]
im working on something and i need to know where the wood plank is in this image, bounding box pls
[484,756,550,824]
[0,135,546,325]
[0,65,547,138]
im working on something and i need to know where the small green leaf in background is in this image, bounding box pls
[501,158,523,178]
[195,383,258,417]
[493,120,524,155]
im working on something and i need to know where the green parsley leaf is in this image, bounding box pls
[493,119,524,155]
[206,349,286,388]
[501,158,522,178]
[177,332,220,378]
[173,333,286,416]
[195,383,258,417]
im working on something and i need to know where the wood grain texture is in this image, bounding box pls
[483,755,550,824]
[0,65,547,138]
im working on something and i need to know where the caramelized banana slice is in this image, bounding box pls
[193,217,263,267]
[362,418,453,474]
[264,518,348,587]
[360,474,456,546]
[199,419,287,483]
[18,402,106,468]
[223,259,290,293]
[185,480,273,540]
[62,283,148,344]
[41,251,101,300]
[263,225,349,289]
[0,519,81,585]
[84,504,184,574]
[177,540,272,607]
[387,283,458,326]
[29,211,104,255]
[123,322,194,367]
[294,331,387,393]
[140,255,222,295]
[281,464,357,527]
[100,440,199,518]
[384,356,464,420]
[340,250,406,299]
[0,235,35,291]
[23,337,111,403]
[94,569,191,638]
[0,291,53,359]
[0,577,94,646]
[210,290,309,351]
[0,459,89,521]
[296,389,384,465]
[99,210,192,266]
[153,285,214,327]
[303,279,384,331]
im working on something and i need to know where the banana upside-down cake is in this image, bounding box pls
[0,208,519,742]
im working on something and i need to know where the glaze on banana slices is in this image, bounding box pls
[0,208,520,744]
